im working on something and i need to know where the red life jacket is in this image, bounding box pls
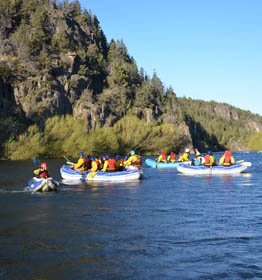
[108,158,116,170]
[39,170,49,178]
[135,156,142,167]
[161,152,167,161]
[204,155,211,166]
[170,153,176,160]
[224,151,232,164]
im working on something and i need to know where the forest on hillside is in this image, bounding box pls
[0,0,262,159]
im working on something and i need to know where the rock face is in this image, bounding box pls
[214,104,239,121]
[73,91,103,129]
[0,80,16,117]
[245,120,262,132]
[0,1,101,122]
[13,78,71,122]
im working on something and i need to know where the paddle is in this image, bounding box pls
[32,157,42,178]
[63,156,75,166]
[236,160,252,167]
[87,171,97,178]
[32,156,40,167]
[219,159,248,166]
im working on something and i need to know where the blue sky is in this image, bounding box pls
[80,0,262,115]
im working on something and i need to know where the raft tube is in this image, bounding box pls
[177,162,252,175]
[145,158,191,168]
[27,177,59,192]
[60,164,142,182]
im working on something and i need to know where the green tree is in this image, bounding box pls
[248,132,262,151]
[5,124,46,160]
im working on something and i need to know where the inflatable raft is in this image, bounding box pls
[27,177,59,192]
[145,158,191,168]
[177,161,252,175]
[60,164,142,182]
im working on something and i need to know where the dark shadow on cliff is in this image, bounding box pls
[184,115,226,152]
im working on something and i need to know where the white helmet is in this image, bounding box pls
[185,148,190,153]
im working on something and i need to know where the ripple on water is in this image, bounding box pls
[1,155,262,279]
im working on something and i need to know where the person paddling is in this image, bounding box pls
[219,150,235,166]
[178,148,190,162]
[203,151,216,167]
[194,148,201,157]
[124,150,142,168]
[102,155,109,172]
[157,151,167,162]
[191,148,205,166]
[88,156,98,172]
[34,162,50,179]
[73,152,88,172]
[115,155,122,171]
[167,152,176,162]
[107,155,117,171]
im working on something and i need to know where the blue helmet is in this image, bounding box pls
[207,150,213,155]
[130,150,135,156]
[115,154,120,159]
[89,156,95,161]
[79,152,84,157]
[124,155,129,160]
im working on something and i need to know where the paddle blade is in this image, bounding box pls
[87,172,97,178]
[32,157,40,167]
[64,155,71,162]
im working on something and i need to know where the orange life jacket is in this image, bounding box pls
[224,152,232,164]
[204,155,211,166]
[108,158,116,171]
[161,152,167,161]
[170,153,176,160]
[134,156,142,167]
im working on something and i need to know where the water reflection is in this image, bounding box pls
[60,178,142,195]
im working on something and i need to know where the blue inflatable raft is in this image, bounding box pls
[177,161,252,175]
[60,164,142,182]
[27,177,59,192]
[145,158,191,168]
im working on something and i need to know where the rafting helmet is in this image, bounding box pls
[130,150,135,155]
[185,148,190,153]
[207,150,213,155]
[79,152,84,157]
[41,162,47,170]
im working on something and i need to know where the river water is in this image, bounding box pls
[0,152,262,279]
